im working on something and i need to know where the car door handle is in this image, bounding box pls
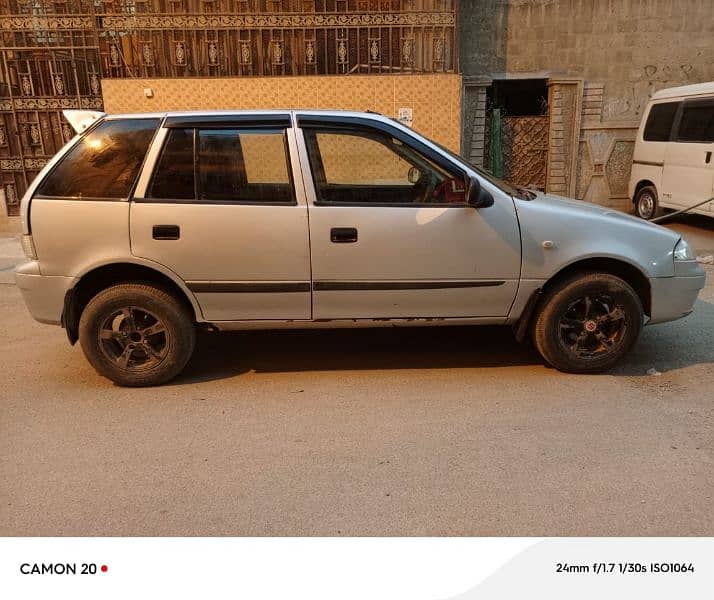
[706,151,712,164]
[330,227,358,243]
[152,225,180,240]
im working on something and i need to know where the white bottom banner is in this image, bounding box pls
[1,537,711,599]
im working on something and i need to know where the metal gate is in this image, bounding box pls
[0,0,102,216]
[501,115,549,190]
[485,112,549,191]
[1,0,458,216]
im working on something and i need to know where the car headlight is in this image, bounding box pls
[673,238,694,261]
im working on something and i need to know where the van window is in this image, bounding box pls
[36,118,159,199]
[643,102,679,142]
[197,128,293,204]
[149,128,195,200]
[677,102,714,143]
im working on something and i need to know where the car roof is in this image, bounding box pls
[104,109,392,122]
[650,81,714,101]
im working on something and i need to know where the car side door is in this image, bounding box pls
[662,99,714,212]
[130,114,312,321]
[295,114,522,320]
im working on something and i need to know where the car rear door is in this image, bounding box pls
[130,114,312,321]
[295,114,521,320]
[662,99,714,212]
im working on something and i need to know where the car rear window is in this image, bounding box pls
[35,118,160,199]
[197,129,293,203]
[148,126,293,204]
[643,102,679,142]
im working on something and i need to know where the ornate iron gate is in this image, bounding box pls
[501,115,549,190]
[484,112,549,191]
[1,0,458,215]
[96,0,457,79]
[0,0,103,215]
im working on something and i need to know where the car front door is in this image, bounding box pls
[131,115,312,321]
[295,115,521,320]
[662,99,714,212]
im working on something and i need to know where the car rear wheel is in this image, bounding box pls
[533,273,643,374]
[79,283,195,387]
[634,184,661,220]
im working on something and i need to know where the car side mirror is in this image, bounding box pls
[407,166,422,184]
[466,176,494,208]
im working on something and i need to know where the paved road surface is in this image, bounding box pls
[1,216,712,535]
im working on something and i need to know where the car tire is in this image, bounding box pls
[532,273,643,374]
[634,184,661,220]
[79,283,196,387]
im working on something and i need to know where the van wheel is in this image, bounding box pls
[634,185,661,220]
[79,283,195,387]
[532,273,643,374]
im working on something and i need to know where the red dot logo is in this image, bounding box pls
[100,565,108,573]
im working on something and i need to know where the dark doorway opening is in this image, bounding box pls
[488,79,549,116]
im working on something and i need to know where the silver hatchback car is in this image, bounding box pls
[15,109,705,386]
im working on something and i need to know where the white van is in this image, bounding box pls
[630,81,714,220]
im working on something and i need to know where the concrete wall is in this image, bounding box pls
[503,0,714,123]
[102,74,463,153]
[459,0,509,78]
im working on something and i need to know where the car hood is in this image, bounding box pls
[529,191,680,237]
[514,192,682,279]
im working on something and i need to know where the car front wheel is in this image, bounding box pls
[533,273,643,374]
[78,283,196,387]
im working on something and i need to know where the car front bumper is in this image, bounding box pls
[14,261,74,326]
[649,262,706,325]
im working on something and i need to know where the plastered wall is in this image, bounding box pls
[101,74,462,152]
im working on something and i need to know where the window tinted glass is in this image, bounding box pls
[37,118,159,198]
[197,129,292,203]
[149,128,195,199]
[677,103,714,143]
[304,128,466,205]
[643,102,679,142]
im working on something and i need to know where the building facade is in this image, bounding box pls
[1,0,459,217]
[2,0,713,218]
[461,0,714,210]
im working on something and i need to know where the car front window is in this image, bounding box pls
[304,127,468,206]
[424,137,527,198]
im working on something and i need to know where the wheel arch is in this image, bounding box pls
[632,180,656,204]
[515,255,651,344]
[63,260,202,344]
[542,256,651,317]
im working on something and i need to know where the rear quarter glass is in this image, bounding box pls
[35,118,160,199]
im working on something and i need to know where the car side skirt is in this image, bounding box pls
[210,316,507,331]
